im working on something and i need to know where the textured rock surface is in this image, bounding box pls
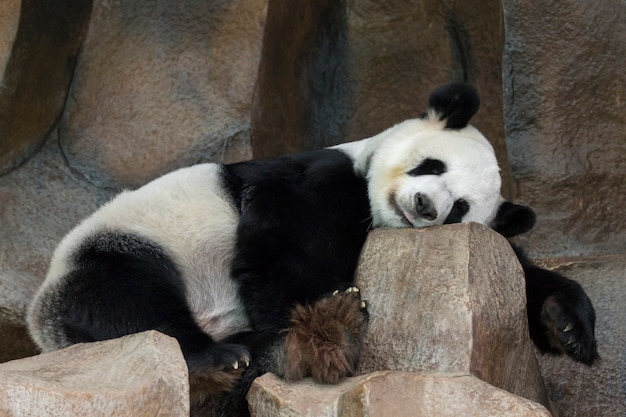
[247,371,551,417]
[0,0,19,75]
[502,0,626,257]
[59,0,266,189]
[534,255,626,417]
[251,0,351,158]
[0,136,109,363]
[0,331,189,417]
[0,0,91,174]
[355,225,551,411]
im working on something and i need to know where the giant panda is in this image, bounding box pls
[27,83,598,416]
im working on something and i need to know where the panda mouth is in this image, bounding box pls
[402,209,417,226]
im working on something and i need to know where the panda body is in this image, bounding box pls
[29,83,549,399]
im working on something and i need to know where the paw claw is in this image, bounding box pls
[360,301,367,309]
[332,289,340,296]
[345,286,359,294]
[563,323,574,332]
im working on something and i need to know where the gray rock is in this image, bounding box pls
[0,0,91,174]
[502,0,626,257]
[0,136,110,363]
[0,330,189,417]
[247,371,552,417]
[58,0,267,189]
[355,224,553,412]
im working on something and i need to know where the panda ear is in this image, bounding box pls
[428,82,480,129]
[491,201,536,237]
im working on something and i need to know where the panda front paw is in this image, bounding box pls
[283,287,369,384]
[540,294,599,365]
[186,343,251,399]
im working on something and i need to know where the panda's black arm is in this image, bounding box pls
[513,245,599,365]
[224,149,371,333]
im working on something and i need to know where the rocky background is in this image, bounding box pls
[0,0,624,416]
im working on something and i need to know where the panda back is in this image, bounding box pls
[30,163,250,349]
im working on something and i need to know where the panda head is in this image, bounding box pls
[356,82,534,235]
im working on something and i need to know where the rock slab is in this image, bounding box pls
[355,224,552,411]
[0,330,189,417]
[248,371,551,417]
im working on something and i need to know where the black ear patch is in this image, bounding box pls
[428,82,480,129]
[491,202,536,237]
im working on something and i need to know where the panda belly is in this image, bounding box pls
[29,163,250,350]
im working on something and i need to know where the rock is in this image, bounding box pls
[502,0,626,257]
[534,255,626,417]
[0,0,19,74]
[0,268,38,363]
[0,330,189,417]
[251,0,351,158]
[0,0,91,174]
[355,224,552,412]
[247,371,551,417]
[0,137,110,363]
[59,0,267,189]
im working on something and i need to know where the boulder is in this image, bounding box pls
[502,0,626,257]
[247,371,551,417]
[0,330,189,417]
[0,0,91,174]
[59,0,267,189]
[355,224,552,411]
[0,138,109,363]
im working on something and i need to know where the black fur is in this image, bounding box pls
[428,82,480,129]
[52,232,248,369]
[443,199,470,224]
[514,246,598,365]
[222,149,371,331]
[492,201,536,237]
[407,158,446,176]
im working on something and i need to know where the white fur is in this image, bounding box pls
[28,163,250,350]
[337,112,501,228]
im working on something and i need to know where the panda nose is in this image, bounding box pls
[415,193,437,221]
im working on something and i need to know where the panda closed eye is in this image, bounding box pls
[407,158,447,176]
[444,199,470,224]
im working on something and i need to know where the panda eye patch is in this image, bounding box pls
[407,158,446,176]
[443,199,470,224]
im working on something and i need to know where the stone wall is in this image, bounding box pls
[502,0,626,258]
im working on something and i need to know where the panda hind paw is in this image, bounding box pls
[187,343,250,396]
[541,295,599,365]
[283,287,369,384]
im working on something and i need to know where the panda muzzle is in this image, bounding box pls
[415,192,437,221]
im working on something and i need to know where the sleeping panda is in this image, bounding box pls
[27,83,597,415]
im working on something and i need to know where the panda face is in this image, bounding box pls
[361,111,501,229]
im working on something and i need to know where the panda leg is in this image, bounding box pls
[190,291,370,417]
[31,235,249,394]
[282,287,370,383]
[514,246,599,364]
